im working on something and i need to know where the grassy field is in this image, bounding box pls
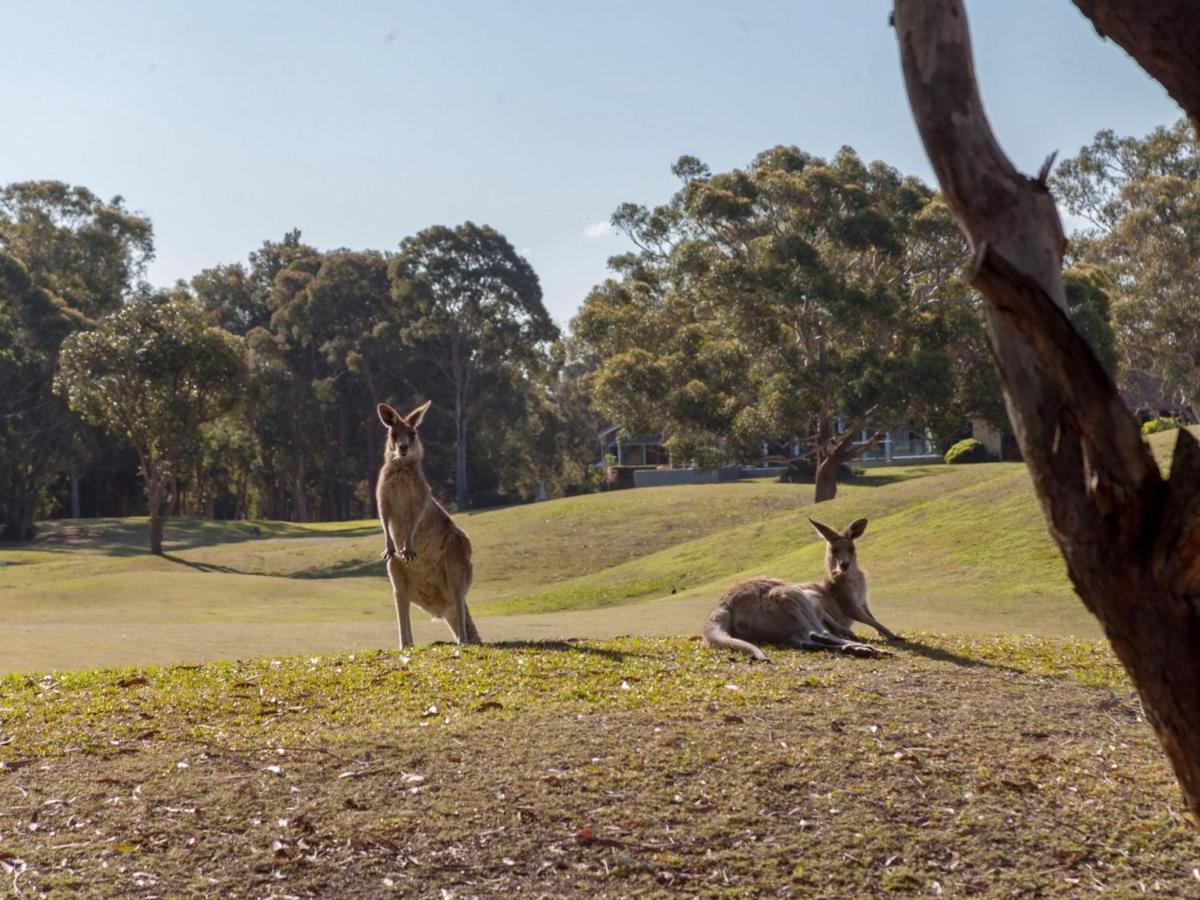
[2,636,1198,896]
[3,431,1199,895]
[2,429,1193,673]
[0,450,1097,674]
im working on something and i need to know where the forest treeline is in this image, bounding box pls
[2,120,1194,543]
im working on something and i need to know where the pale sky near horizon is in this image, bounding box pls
[1,1,1183,327]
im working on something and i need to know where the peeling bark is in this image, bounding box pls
[894,0,1200,815]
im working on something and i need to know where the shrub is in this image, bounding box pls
[944,438,990,465]
[1142,416,1183,435]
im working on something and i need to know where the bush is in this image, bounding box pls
[1142,416,1183,435]
[944,438,990,465]
[779,458,854,484]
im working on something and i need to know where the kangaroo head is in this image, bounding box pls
[809,517,868,578]
[377,400,432,463]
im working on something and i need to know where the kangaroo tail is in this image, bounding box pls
[703,607,768,661]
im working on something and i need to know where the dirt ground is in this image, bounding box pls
[3,637,1199,897]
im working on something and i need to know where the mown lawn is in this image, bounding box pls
[2,636,1197,897]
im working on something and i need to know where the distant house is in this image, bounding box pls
[597,426,669,466]
[852,426,941,465]
[597,423,941,470]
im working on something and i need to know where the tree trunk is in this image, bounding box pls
[455,412,470,511]
[814,429,885,504]
[294,457,308,522]
[366,404,379,518]
[814,457,839,503]
[894,0,1200,816]
[147,475,165,556]
[69,465,81,519]
[1071,1,1200,130]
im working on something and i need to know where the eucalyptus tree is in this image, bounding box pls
[56,291,245,554]
[1054,119,1200,407]
[575,147,962,500]
[893,0,1200,817]
[389,223,559,509]
[0,181,153,538]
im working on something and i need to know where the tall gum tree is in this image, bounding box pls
[0,181,153,539]
[576,148,969,502]
[892,0,1200,816]
[56,292,245,554]
[389,223,558,510]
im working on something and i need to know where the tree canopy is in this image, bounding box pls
[574,146,1002,498]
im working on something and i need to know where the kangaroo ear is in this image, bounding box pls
[809,518,841,545]
[846,518,868,539]
[405,399,432,428]
[377,403,402,429]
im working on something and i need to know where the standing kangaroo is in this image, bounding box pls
[703,517,900,662]
[376,400,480,648]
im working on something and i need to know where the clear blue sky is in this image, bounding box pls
[1,1,1182,326]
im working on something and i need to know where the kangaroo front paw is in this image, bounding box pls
[843,643,887,658]
[399,546,417,563]
[380,547,395,561]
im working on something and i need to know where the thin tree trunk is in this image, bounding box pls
[894,0,1200,816]
[69,465,81,519]
[294,457,308,522]
[366,404,379,517]
[147,474,165,556]
[455,410,469,511]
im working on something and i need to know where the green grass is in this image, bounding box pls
[1,637,1197,896]
[0,428,1192,673]
[3,433,1198,895]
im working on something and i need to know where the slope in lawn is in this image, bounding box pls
[2,429,1191,672]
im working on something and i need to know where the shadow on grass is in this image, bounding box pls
[161,554,247,575]
[292,556,384,580]
[897,638,1022,675]
[486,639,641,662]
[18,518,378,558]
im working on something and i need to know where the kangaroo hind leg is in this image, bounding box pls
[446,560,480,645]
[809,629,889,658]
[386,559,414,649]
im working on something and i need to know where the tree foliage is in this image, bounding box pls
[56,291,245,553]
[574,146,999,498]
[0,182,153,539]
[1054,119,1200,408]
[390,223,559,509]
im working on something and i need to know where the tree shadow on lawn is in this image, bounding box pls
[485,638,644,662]
[291,556,383,580]
[897,637,1022,675]
[161,554,246,575]
[21,518,377,558]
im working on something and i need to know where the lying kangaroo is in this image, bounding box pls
[376,400,480,648]
[703,517,900,662]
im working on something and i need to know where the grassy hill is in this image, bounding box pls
[3,432,1198,896]
[0,429,1188,673]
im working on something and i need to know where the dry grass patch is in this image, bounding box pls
[1,636,1197,897]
